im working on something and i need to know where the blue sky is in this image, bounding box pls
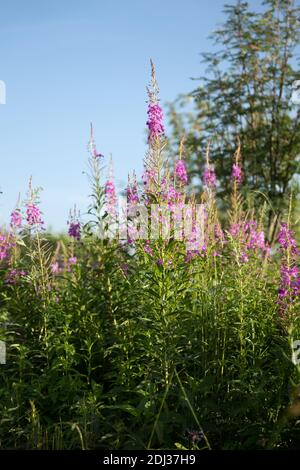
[0,0,264,231]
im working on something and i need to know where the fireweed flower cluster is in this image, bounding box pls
[104,157,117,218]
[278,223,298,256]
[26,202,44,226]
[146,103,164,141]
[143,240,154,256]
[141,169,157,201]
[231,163,243,184]
[68,221,81,240]
[0,233,15,261]
[203,164,216,189]
[5,268,28,285]
[175,159,188,185]
[50,262,60,274]
[126,174,140,204]
[127,183,139,204]
[231,142,243,185]
[227,219,270,262]
[10,209,22,228]
[277,222,300,316]
[105,180,117,214]
[67,206,81,240]
[68,256,77,265]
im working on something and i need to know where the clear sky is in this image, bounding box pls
[0,0,264,232]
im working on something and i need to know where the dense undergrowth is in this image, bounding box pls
[0,64,300,450]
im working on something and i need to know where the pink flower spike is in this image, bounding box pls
[231,164,243,184]
[26,203,44,226]
[51,262,60,274]
[175,160,188,185]
[146,103,164,141]
[10,210,22,228]
[203,165,216,189]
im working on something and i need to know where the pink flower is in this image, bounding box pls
[146,103,164,141]
[51,262,60,274]
[278,223,298,255]
[67,256,77,272]
[142,168,156,191]
[185,250,199,263]
[203,165,216,189]
[105,180,117,216]
[68,221,81,240]
[144,241,153,256]
[10,210,22,228]
[229,223,242,237]
[26,203,44,226]
[127,184,139,204]
[175,160,188,185]
[5,269,28,284]
[0,233,15,261]
[231,164,243,184]
[277,264,300,315]
[247,230,265,250]
[240,252,249,263]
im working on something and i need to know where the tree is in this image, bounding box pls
[168,0,300,228]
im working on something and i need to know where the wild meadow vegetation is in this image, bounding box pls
[1,59,300,450]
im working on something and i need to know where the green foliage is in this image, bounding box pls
[1,195,300,449]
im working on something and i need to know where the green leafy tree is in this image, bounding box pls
[168,0,300,228]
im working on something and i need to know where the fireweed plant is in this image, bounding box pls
[0,63,300,450]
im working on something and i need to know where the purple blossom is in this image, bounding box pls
[67,256,78,272]
[186,429,204,445]
[127,184,139,204]
[229,223,242,237]
[6,269,28,285]
[280,265,299,287]
[240,252,249,263]
[231,164,243,184]
[277,263,300,315]
[244,220,257,232]
[203,165,216,189]
[156,258,163,266]
[175,160,188,185]
[277,222,300,316]
[144,242,153,257]
[185,250,199,263]
[26,203,44,226]
[167,187,181,202]
[247,230,265,250]
[68,221,81,240]
[165,186,184,212]
[146,103,164,140]
[278,223,298,255]
[51,262,60,274]
[0,233,15,261]
[10,210,22,228]
[121,263,129,277]
[142,168,156,192]
[214,224,225,242]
